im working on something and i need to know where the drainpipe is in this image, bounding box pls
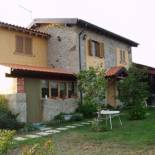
[78,30,85,104]
[78,30,84,71]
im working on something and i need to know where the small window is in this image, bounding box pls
[88,39,104,58]
[51,81,58,98]
[91,40,100,57]
[41,80,49,98]
[60,82,67,98]
[15,35,32,55]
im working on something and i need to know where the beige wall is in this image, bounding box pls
[0,27,48,67]
[0,65,17,94]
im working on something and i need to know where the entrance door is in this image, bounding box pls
[25,78,42,123]
[107,80,117,107]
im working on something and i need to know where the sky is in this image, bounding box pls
[0,0,154,67]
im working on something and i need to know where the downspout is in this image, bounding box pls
[78,30,84,70]
[78,29,85,104]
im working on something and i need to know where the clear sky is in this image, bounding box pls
[0,0,154,67]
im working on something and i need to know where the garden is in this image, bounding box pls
[0,64,154,155]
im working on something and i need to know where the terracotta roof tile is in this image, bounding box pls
[106,66,125,77]
[1,63,74,75]
[0,21,50,39]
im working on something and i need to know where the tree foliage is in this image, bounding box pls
[118,64,149,119]
[77,67,107,117]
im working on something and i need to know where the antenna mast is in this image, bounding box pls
[18,4,32,20]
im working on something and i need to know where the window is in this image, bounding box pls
[88,39,104,58]
[68,82,77,98]
[51,81,58,97]
[120,49,126,63]
[15,35,32,54]
[41,80,77,99]
[60,82,67,98]
[41,80,49,98]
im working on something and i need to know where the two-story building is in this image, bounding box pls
[29,18,138,107]
[0,18,138,123]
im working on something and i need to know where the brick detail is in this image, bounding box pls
[17,78,25,93]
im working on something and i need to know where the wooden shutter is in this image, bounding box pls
[88,39,92,56]
[99,42,104,58]
[16,36,23,53]
[116,48,120,65]
[125,50,129,64]
[25,37,32,54]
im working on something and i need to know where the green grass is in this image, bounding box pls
[9,108,155,155]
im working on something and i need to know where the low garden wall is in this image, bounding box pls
[5,93,27,122]
[42,98,78,121]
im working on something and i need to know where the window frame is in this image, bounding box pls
[88,39,104,58]
[41,80,78,99]
[120,49,126,64]
[15,35,33,55]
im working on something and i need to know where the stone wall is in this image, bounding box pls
[37,24,132,72]
[42,98,78,121]
[78,28,131,70]
[6,93,27,122]
[46,26,80,73]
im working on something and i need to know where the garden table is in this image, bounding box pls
[100,110,123,130]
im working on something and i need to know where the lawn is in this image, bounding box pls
[9,108,155,155]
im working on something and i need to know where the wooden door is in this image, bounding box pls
[25,78,42,123]
[107,80,117,107]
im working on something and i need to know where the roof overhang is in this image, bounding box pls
[105,66,128,79]
[0,64,76,81]
[0,21,50,39]
[29,18,139,47]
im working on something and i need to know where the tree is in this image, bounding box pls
[77,67,107,118]
[117,64,149,120]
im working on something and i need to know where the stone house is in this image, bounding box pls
[0,19,138,123]
[29,18,138,107]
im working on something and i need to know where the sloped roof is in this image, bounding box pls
[1,63,75,76]
[106,66,127,77]
[0,21,50,39]
[28,18,138,47]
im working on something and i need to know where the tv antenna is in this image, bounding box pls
[18,4,32,20]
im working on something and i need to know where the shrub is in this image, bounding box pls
[91,119,108,132]
[0,95,8,111]
[54,112,65,121]
[21,139,55,155]
[46,112,84,127]
[70,113,83,121]
[19,123,38,133]
[77,67,107,118]
[118,65,149,120]
[128,105,146,120]
[77,98,97,118]
[0,95,24,130]
[0,130,16,155]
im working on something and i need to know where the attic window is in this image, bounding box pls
[15,35,32,55]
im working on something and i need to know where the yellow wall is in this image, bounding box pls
[0,65,17,94]
[0,27,48,67]
[85,39,104,69]
[116,48,129,68]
